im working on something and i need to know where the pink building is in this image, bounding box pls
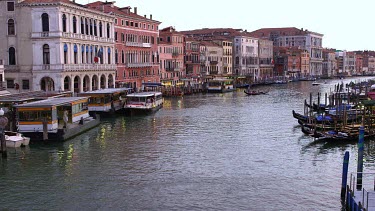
[159,27,185,87]
[87,2,161,91]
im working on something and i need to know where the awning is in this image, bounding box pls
[142,82,163,87]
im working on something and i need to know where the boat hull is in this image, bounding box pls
[124,104,163,116]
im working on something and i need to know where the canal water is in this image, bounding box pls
[2,77,375,210]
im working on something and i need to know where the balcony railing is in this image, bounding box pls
[125,42,152,48]
[172,52,179,57]
[33,64,117,71]
[210,61,218,65]
[126,63,153,68]
[31,31,114,43]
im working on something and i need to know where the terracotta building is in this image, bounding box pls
[87,2,161,91]
[184,38,201,83]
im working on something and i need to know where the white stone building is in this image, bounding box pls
[0,0,116,94]
[233,36,259,81]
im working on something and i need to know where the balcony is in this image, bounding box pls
[172,52,179,57]
[210,61,218,65]
[31,31,114,43]
[32,64,117,71]
[166,67,181,72]
[125,42,152,48]
[126,63,153,68]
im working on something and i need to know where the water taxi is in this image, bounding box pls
[124,92,163,115]
[78,88,132,114]
[14,97,99,141]
[207,79,235,93]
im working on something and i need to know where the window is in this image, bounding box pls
[85,18,89,35]
[8,47,16,65]
[73,44,78,64]
[6,80,14,89]
[121,20,124,26]
[81,17,84,34]
[135,22,138,28]
[115,49,118,64]
[43,44,50,65]
[72,16,77,33]
[107,23,110,38]
[121,50,124,63]
[126,21,129,26]
[8,19,15,35]
[108,48,111,64]
[62,14,67,32]
[121,33,124,42]
[130,22,133,27]
[115,19,118,24]
[63,44,68,64]
[7,2,14,11]
[22,80,29,90]
[42,13,49,32]
[115,32,118,41]
[94,20,97,36]
[89,19,93,35]
[99,22,102,37]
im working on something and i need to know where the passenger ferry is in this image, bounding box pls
[124,92,163,115]
[14,97,99,141]
[78,88,132,114]
[207,79,235,93]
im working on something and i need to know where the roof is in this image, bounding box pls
[248,27,323,38]
[127,92,162,97]
[86,1,161,24]
[20,0,84,7]
[78,88,132,95]
[0,91,72,103]
[14,97,88,108]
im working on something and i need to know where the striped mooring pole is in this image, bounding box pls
[357,126,365,190]
[341,151,350,200]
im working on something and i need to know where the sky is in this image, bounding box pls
[77,0,373,51]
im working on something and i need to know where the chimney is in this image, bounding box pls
[134,7,137,14]
[144,15,146,18]
[150,14,152,20]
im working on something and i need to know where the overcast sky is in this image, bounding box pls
[77,0,372,51]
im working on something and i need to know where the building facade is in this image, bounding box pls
[258,39,273,80]
[87,2,161,91]
[159,26,185,86]
[249,27,323,77]
[184,38,201,81]
[0,0,117,94]
[233,36,259,81]
[322,49,336,78]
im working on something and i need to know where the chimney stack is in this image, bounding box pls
[150,14,152,20]
[134,7,137,14]
[144,15,146,18]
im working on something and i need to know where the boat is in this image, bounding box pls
[124,92,163,115]
[5,131,30,146]
[244,90,268,95]
[235,84,250,89]
[13,97,100,142]
[207,79,235,93]
[78,88,132,114]
[5,135,23,148]
[312,82,321,86]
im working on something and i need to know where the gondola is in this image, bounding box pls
[244,90,268,95]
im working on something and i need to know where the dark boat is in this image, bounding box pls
[244,90,268,95]
[292,110,308,122]
[236,84,250,88]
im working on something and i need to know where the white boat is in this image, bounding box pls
[124,92,163,115]
[207,79,235,93]
[5,135,23,148]
[5,131,30,146]
[312,82,321,86]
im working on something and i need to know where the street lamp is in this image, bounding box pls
[0,108,8,158]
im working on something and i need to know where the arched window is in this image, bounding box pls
[73,44,78,64]
[63,44,68,64]
[89,19,93,35]
[86,46,89,63]
[99,22,102,37]
[72,16,77,33]
[62,14,67,32]
[8,47,16,65]
[121,50,124,64]
[108,48,111,64]
[85,18,89,35]
[43,44,50,65]
[42,13,49,32]
[93,20,97,36]
[80,17,84,34]
[121,33,124,42]
[115,49,118,64]
[81,45,85,63]
[99,47,104,64]
[8,19,15,35]
[107,23,110,38]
